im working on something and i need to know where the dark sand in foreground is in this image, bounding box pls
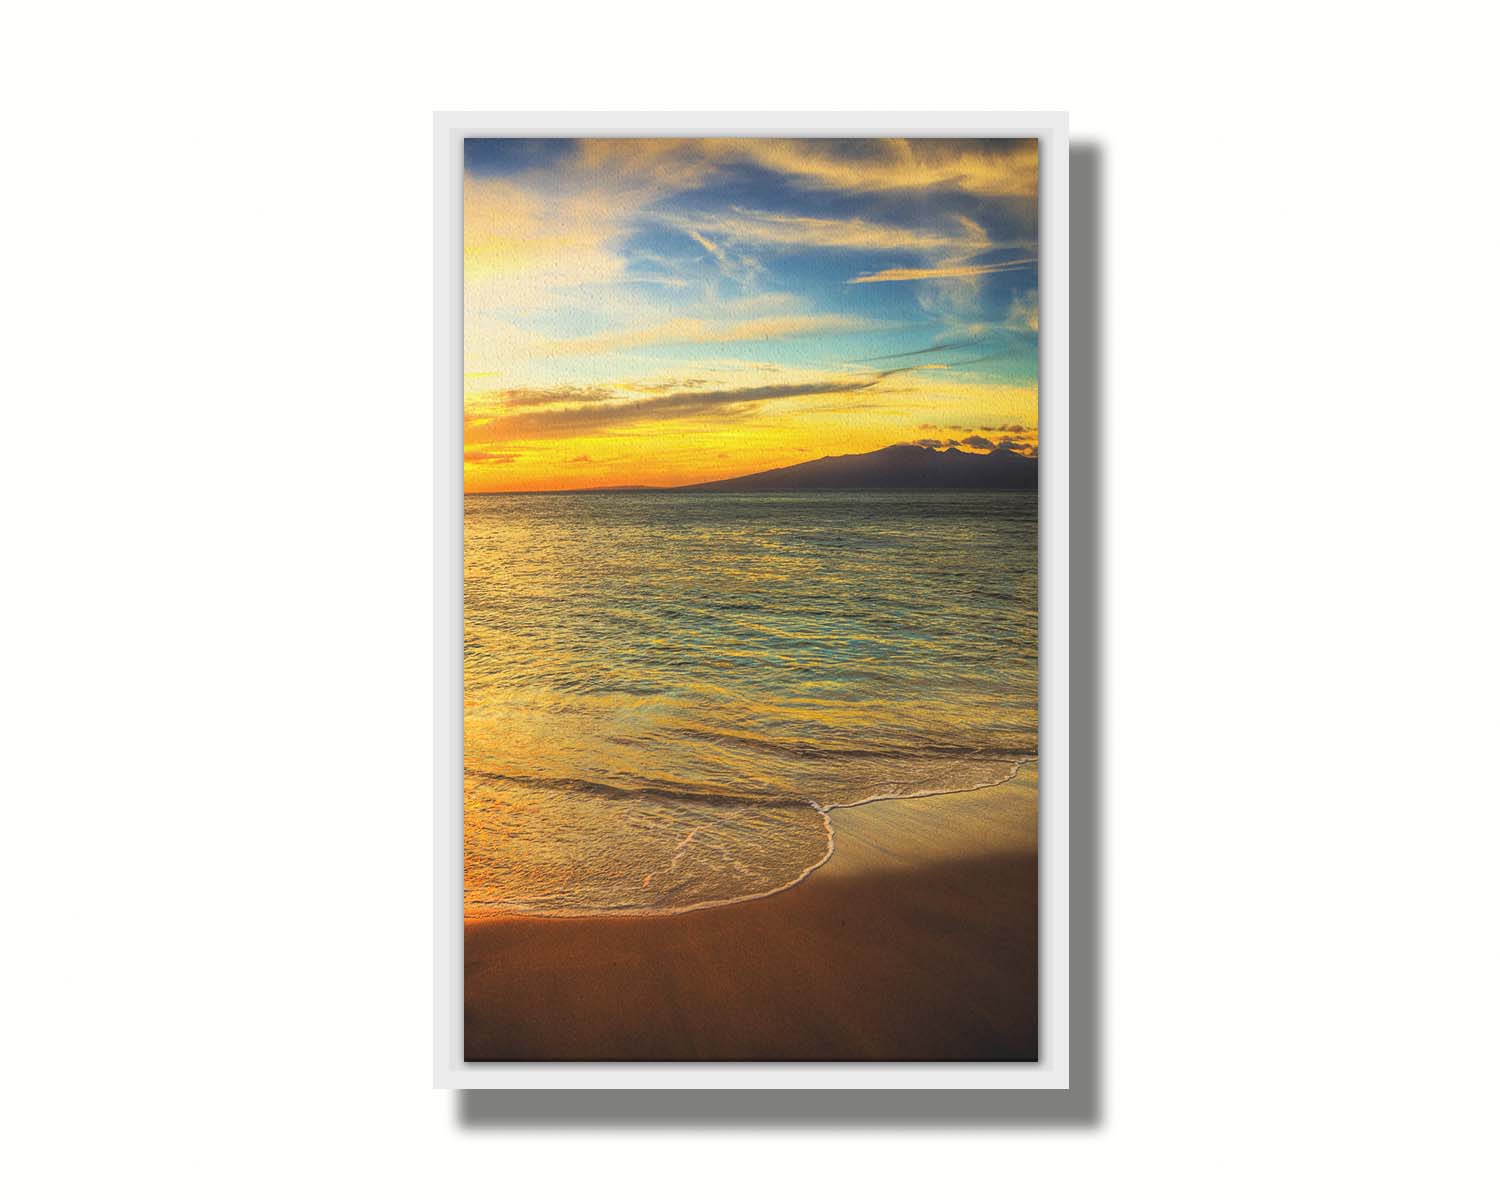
[464,764,1037,1061]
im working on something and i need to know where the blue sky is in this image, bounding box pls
[462,137,1038,490]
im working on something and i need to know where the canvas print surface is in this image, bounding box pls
[462,137,1040,1061]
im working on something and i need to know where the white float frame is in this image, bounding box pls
[434,112,1069,1089]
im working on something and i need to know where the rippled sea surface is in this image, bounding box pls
[464,490,1037,916]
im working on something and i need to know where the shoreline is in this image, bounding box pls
[463,756,1034,922]
[464,763,1038,1062]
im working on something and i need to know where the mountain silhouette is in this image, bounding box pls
[679,443,1038,492]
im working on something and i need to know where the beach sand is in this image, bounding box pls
[463,763,1038,1062]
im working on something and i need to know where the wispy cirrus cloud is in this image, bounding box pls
[663,207,1002,258]
[557,138,1038,199]
[484,384,613,408]
[686,229,764,288]
[864,336,997,362]
[1004,289,1040,332]
[703,138,1039,198]
[849,257,1037,284]
[465,310,889,379]
[541,312,887,357]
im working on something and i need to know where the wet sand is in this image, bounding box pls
[464,764,1038,1062]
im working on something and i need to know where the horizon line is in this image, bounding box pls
[462,442,1035,496]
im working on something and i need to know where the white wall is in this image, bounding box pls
[5,4,1496,1196]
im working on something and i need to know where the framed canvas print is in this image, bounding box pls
[435,112,1069,1089]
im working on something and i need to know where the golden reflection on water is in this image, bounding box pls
[464,491,1036,916]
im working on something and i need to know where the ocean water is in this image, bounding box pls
[464,490,1037,917]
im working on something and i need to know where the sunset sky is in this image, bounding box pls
[464,138,1039,492]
